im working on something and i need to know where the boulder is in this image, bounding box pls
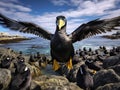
[0,69,11,90]
[108,64,120,76]
[96,82,120,90]
[30,75,82,90]
[93,69,120,89]
[103,55,120,68]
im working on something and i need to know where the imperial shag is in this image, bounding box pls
[0,14,120,71]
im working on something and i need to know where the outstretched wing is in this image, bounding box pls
[69,16,120,43]
[0,13,53,40]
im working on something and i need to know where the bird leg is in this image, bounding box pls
[66,57,73,70]
[53,59,60,71]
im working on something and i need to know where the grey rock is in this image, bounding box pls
[30,75,82,90]
[103,55,120,68]
[93,69,120,89]
[96,82,120,90]
[108,64,120,76]
[0,69,11,90]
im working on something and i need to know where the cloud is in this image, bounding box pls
[50,0,86,6]
[50,0,69,6]
[0,0,19,3]
[38,0,120,33]
[0,1,31,12]
[49,0,120,18]
[0,0,120,36]
[70,0,83,6]
[101,9,120,19]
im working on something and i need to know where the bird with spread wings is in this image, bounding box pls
[0,13,120,71]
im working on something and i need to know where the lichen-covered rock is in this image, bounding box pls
[30,75,82,90]
[0,48,19,60]
[26,63,42,78]
[93,69,120,89]
[96,82,120,90]
[30,81,41,90]
[0,69,11,90]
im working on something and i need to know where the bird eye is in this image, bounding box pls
[62,18,66,21]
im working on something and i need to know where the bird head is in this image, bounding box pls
[78,64,88,75]
[56,15,66,30]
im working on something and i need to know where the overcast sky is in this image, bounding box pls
[0,0,120,36]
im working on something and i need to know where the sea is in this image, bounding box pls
[0,36,120,55]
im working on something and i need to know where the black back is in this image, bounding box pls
[76,64,94,90]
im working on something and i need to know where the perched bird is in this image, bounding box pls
[83,47,87,52]
[36,52,41,60]
[17,56,25,64]
[14,56,25,72]
[109,47,118,56]
[0,56,12,69]
[29,54,36,62]
[85,59,102,74]
[72,55,81,65]
[28,54,42,77]
[88,48,92,52]
[116,46,120,53]
[39,56,48,68]
[76,64,94,90]
[0,14,120,71]
[28,54,39,66]
[10,64,31,90]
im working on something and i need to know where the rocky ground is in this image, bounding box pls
[0,46,120,90]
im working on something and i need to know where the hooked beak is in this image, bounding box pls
[58,19,65,30]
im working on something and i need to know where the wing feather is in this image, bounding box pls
[69,16,120,43]
[0,13,53,40]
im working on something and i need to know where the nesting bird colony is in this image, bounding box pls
[0,46,120,90]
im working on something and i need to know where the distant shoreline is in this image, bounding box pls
[101,35,120,39]
[0,32,34,44]
[101,31,120,39]
[0,37,31,44]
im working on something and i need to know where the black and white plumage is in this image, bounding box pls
[10,64,31,90]
[85,59,102,71]
[0,13,120,70]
